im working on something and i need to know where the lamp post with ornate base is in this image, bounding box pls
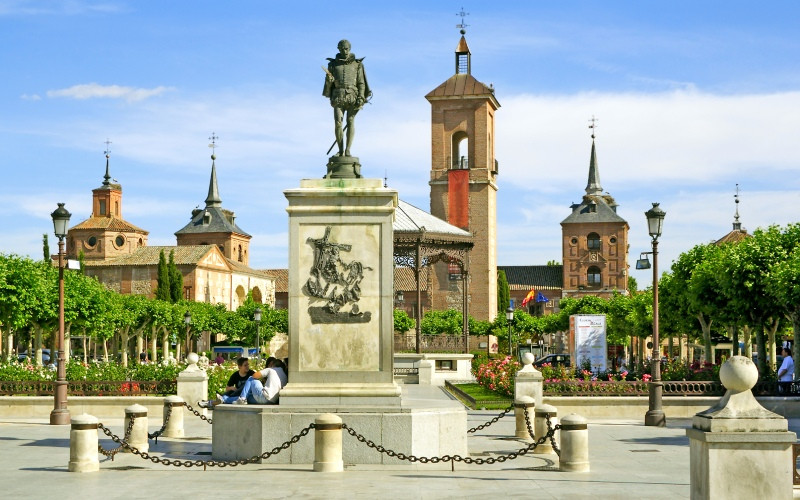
[50,203,71,425]
[644,202,666,427]
[254,307,262,368]
[506,307,514,357]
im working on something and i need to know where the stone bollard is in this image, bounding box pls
[687,356,796,499]
[418,358,434,386]
[177,352,208,416]
[163,395,185,438]
[514,352,544,408]
[123,404,149,453]
[514,396,535,440]
[314,414,343,472]
[559,413,589,472]
[68,414,99,472]
[533,404,558,454]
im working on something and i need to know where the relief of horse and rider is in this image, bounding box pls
[304,226,372,324]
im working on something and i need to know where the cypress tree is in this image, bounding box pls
[77,249,86,275]
[156,250,171,301]
[169,250,183,302]
[42,233,50,262]
[497,270,510,314]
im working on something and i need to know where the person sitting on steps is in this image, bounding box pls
[218,357,287,405]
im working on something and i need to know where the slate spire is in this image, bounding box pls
[585,135,603,196]
[205,154,222,208]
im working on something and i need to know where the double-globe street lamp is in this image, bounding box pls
[643,202,666,427]
[50,203,71,425]
[254,307,262,367]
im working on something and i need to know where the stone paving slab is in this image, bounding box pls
[1,386,796,499]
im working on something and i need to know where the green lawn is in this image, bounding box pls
[448,383,512,410]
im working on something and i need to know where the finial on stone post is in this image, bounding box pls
[687,355,796,499]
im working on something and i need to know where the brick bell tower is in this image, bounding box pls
[425,30,500,321]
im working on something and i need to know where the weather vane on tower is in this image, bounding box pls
[208,132,219,158]
[456,7,470,34]
[588,115,599,139]
[104,138,112,158]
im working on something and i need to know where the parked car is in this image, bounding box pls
[17,349,51,363]
[533,353,571,368]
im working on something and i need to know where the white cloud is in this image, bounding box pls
[47,83,173,102]
[0,1,122,16]
[497,89,800,192]
[20,93,41,101]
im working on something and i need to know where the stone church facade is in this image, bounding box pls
[67,153,275,310]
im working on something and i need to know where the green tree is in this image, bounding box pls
[393,309,414,333]
[766,223,800,377]
[155,250,171,302]
[42,234,50,262]
[627,276,638,294]
[718,226,786,373]
[546,260,560,266]
[497,270,510,313]
[421,309,463,336]
[168,250,183,303]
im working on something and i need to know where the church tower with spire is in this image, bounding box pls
[67,147,149,261]
[560,125,629,298]
[175,147,252,264]
[425,29,500,320]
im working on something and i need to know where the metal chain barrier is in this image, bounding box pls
[467,403,514,433]
[147,404,172,444]
[97,415,135,461]
[546,414,560,457]
[97,415,313,469]
[183,401,213,424]
[343,409,561,465]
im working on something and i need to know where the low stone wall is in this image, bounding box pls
[394,353,474,386]
[0,396,167,419]
[544,396,800,419]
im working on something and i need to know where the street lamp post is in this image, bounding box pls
[644,202,666,427]
[506,307,515,358]
[254,307,262,368]
[50,203,71,425]
[184,311,192,360]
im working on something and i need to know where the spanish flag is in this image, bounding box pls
[521,289,537,308]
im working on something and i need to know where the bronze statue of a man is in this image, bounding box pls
[323,39,371,157]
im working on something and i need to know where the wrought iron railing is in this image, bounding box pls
[394,334,466,353]
[393,367,419,376]
[0,379,177,396]
[542,379,784,397]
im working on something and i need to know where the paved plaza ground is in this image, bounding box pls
[1,386,797,499]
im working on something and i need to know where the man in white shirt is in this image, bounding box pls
[235,358,288,405]
[778,348,794,394]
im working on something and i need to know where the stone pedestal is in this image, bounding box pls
[163,395,185,438]
[326,156,362,179]
[687,356,796,500]
[177,353,208,416]
[282,178,401,406]
[514,353,543,408]
[212,400,467,465]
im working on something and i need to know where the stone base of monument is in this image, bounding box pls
[278,382,402,406]
[325,155,361,179]
[211,398,467,466]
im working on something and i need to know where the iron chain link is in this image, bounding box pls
[183,401,213,424]
[97,415,313,468]
[147,404,172,444]
[342,411,561,466]
[467,404,514,433]
[97,415,135,460]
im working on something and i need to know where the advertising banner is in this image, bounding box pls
[570,314,607,372]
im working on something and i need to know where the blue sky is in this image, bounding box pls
[2,1,800,287]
